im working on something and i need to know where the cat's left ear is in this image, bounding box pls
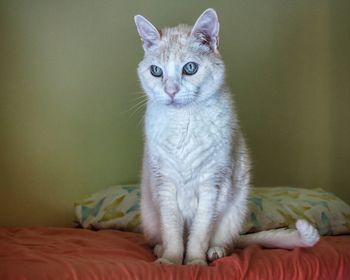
[191,8,220,52]
[134,15,161,51]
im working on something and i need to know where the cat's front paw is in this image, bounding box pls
[155,256,182,265]
[154,250,183,265]
[184,258,208,266]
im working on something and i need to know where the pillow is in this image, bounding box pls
[243,187,350,235]
[75,185,350,236]
[75,185,141,232]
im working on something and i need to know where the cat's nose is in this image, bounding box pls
[165,84,179,98]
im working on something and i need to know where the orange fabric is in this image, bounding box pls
[0,227,349,280]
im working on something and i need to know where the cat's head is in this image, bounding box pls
[134,8,225,107]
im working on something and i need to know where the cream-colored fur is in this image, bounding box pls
[134,8,319,265]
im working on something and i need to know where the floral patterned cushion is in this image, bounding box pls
[75,186,350,235]
[75,185,141,232]
[242,187,350,235]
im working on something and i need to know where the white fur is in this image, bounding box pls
[134,9,320,265]
[236,219,320,250]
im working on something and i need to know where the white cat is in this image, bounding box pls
[134,8,319,265]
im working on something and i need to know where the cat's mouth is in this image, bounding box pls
[166,98,189,108]
[166,100,180,107]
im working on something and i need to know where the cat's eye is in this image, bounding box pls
[150,65,163,77]
[183,62,198,75]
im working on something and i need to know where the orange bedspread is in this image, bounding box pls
[0,227,349,280]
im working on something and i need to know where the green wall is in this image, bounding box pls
[1,1,349,227]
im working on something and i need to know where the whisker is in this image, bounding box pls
[128,99,148,118]
[124,96,148,114]
[130,95,147,103]
[137,114,145,128]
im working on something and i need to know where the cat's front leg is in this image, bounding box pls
[155,182,184,265]
[185,183,217,265]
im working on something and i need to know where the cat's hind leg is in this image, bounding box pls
[207,187,248,262]
[153,244,163,258]
[207,209,242,262]
[140,184,162,247]
[207,246,227,262]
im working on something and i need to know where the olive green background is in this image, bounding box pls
[1,1,349,226]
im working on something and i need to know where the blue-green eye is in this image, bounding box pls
[150,65,163,77]
[183,62,198,75]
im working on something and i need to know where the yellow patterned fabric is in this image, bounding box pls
[75,186,350,235]
[75,185,141,232]
[243,187,350,235]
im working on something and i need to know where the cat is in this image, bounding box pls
[134,8,320,265]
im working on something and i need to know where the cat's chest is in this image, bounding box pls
[145,105,231,183]
[148,110,223,161]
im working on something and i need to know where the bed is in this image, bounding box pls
[0,227,349,279]
[1,185,350,279]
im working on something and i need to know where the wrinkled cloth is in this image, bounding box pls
[0,227,349,280]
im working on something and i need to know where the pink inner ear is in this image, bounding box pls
[191,9,220,50]
[134,15,160,50]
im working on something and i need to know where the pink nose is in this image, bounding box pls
[165,85,179,98]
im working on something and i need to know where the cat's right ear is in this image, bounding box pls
[134,15,160,51]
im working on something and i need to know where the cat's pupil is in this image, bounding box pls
[183,62,198,75]
[150,65,163,77]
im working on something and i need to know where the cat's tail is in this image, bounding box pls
[236,219,320,249]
